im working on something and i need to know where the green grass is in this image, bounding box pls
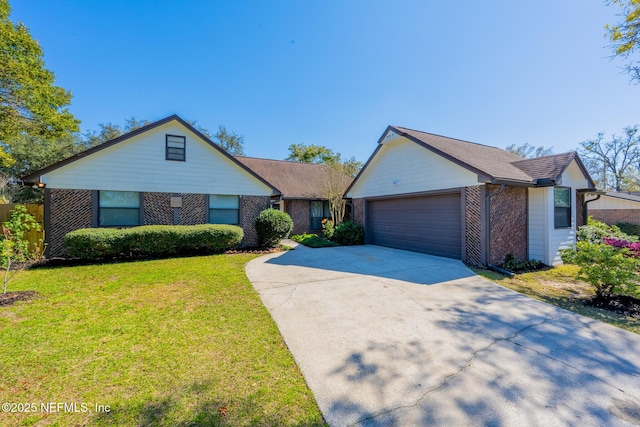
[0,255,325,426]
[290,233,338,248]
[473,264,640,334]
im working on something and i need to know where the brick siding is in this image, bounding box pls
[143,192,173,225]
[287,200,310,234]
[488,184,528,265]
[48,189,92,257]
[240,196,270,247]
[464,187,484,267]
[352,198,365,226]
[576,193,586,227]
[590,209,640,227]
[179,194,206,225]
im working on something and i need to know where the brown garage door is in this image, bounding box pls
[367,193,462,259]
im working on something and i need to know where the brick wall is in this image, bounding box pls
[488,184,528,265]
[590,209,640,226]
[352,198,365,226]
[464,187,484,267]
[287,200,310,234]
[48,189,92,257]
[576,193,586,227]
[240,196,270,247]
[179,194,206,225]
[143,192,173,225]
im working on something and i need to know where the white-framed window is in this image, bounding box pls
[166,134,186,161]
[209,195,239,225]
[554,187,571,229]
[99,191,140,226]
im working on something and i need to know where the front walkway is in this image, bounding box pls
[246,244,640,426]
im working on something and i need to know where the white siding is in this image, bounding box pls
[548,161,588,265]
[347,137,479,198]
[528,187,547,262]
[40,121,272,196]
[590,195,640,210]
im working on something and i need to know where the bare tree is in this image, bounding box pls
[505,143,553,158]
[579,125,640,191]
[321,164,352,225]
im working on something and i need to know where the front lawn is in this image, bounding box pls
[473,264,640,334]
[0,255,325,426]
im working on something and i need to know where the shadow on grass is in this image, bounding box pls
[92,380,326,426]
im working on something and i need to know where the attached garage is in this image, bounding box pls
[367,192,462,259]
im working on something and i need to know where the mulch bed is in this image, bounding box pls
[588,295,640,318]
[0,291,38,306]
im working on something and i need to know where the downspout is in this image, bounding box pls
[485,184,514,277]
[582,193,602,225]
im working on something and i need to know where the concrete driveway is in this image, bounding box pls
[246,243,640,426]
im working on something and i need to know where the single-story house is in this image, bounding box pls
[24,114,351,257]
[586,191,640,226]
[345,126,598,266]
[235,157,350,234]
[22,115,283,257]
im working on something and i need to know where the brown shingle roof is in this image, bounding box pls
[235,156,347,199]
[393,126,533,182]
[390,126,593,187]
[511,152,577,182]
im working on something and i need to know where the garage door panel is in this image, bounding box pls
[368,193,462,259]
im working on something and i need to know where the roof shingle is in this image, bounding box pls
[235,156,346,199]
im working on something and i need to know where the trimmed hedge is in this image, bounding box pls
[255,209,293,247]
[333,221,364,245]
[64,224,244,260]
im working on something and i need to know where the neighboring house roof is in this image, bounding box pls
[22,114,280,194]
[235,156,348,199]
[602,191,640,202]
[347,125,596,194]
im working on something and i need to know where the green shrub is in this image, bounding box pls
[563,241,639,300]
[333,221,364,246]
[64,224,244,260]
[255,209,293,247]
[290,233,338,248]
[577,216,634,243]
[616,222,640,238]
[500,253,546,273]
[322,219,335,240]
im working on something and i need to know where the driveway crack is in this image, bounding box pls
[349,316,557,426]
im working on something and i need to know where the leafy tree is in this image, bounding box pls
[0,0,79,154]
[606,0,640,83]
[505,143,553,158]
[286,143,363,176]
[286,143,341,164]
[82,123,123,147]
[579,125,640,191]
[213,125,245,156]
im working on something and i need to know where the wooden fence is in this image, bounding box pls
[0,204,45,251]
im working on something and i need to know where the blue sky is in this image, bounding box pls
[11,1,638,162]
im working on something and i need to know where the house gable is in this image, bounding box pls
[34,119,274,196]
[346,135,479,198]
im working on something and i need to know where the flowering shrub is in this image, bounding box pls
[603,237,640,258]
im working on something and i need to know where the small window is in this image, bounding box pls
[554,187,571,229]
[166,135,185,161]
[209,195,239,225]
[310,200,331,230]
[99,191,140,227]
